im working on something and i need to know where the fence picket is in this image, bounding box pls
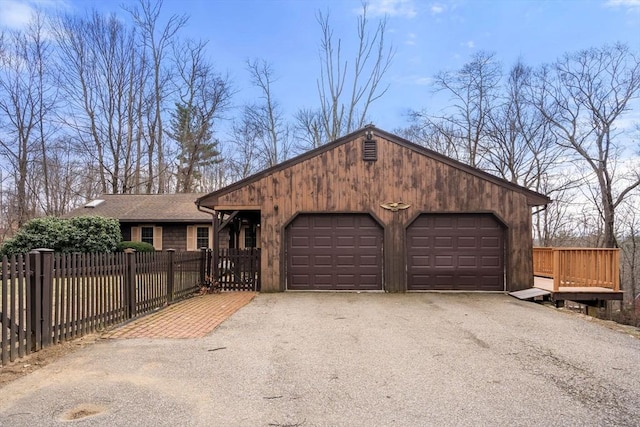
[18,255,26,358]
[9,255,17,362]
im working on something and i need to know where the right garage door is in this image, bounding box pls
[406,214,505,291]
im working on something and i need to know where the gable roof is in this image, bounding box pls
[197,126,551,207]
[64,193,211,223]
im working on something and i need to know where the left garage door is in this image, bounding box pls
[286,214,383,290]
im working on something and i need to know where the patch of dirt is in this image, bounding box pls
[61,403,106,420]
[0,334,100,388]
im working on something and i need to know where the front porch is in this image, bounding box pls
[512,248,623,306]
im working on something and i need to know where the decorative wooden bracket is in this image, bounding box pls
[380,202,411,212]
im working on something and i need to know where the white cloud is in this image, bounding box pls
[430,3,445,14]
[367,0,418,18]
[463,40,476,48]
[604,0,640,8]
[413,76,433,85]
[0,0,34,29]
[0,0,70,30]
[405,32,417,46]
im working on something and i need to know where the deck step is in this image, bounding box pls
[509,288,551,300]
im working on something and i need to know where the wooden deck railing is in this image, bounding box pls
[533,247,620,292]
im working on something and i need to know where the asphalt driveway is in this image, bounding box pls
[0,293,639,426]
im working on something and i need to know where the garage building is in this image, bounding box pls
[196,126,549,292]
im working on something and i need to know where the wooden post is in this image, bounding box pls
[166,249,175,304]
[28,249,51,351]
[552,248,560,292]
[1,256,8,365]
[213,211,220,282]
[124,249,137,319]
[613,249,620,292]
[199,247,208,286]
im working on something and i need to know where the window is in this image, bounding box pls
[187,225,212,251]
[244,225,257,248]
[141,226,154,245]
[131,225,162,250]
[196,226,210,249]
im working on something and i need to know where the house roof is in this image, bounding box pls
[64,193,212,223]
[197,126,551,208]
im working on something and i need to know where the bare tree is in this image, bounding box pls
[618,198,640,303]
[0,13,57,227]
[530,43,640,248]
[54,11,146,195]
[294,108,327,152]
[240,59,292,168]
[297,4,394,148]
[168,39,232,192]
[227,119,261,180]
[410,51,501,167]
[484,61,560,188]
[398,121,461,159]
[127,0,188,193]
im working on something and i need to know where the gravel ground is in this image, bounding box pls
[0,292,639,426]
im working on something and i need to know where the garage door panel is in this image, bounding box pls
[359,255,378,266]
[434,236,453,248]
[313,216,334,228]
[407,214,504,291]
[434,255,454,267]
[458,237,477,248]
[314,274,333,285]
[457,217,478,228]
[481,256,501,267]
[290,274,310,286]
[358,235,379,247]
[291,236,310,247]
[335,216,356,227]
[291,255,310,266]
[411,255,430,266]
[458,256,478,267]
[336,236,355,247]
[287,214,383,290]
[434,217,454,228]
[337,255,355,266]
[313,255,332,266]
[481,236,500,248]
[313,236,332,247]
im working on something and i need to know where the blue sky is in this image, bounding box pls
[1,0,639,131]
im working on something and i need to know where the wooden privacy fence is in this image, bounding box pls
[533,247,620,291]
[0,249,204,367]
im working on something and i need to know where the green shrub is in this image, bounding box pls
[67,216,121,253]
[117,241,156,252]
[0,216,122,256]
[1,217,71,255]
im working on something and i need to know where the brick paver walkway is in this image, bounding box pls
[103,292,257,339]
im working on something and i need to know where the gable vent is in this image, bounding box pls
[363,139,377,161]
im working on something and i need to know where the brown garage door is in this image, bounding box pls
[286,214,383,290]
[407,214,505,291]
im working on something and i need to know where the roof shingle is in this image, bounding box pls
[64,194,211,223]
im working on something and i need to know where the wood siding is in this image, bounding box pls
[201,134,537,292]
